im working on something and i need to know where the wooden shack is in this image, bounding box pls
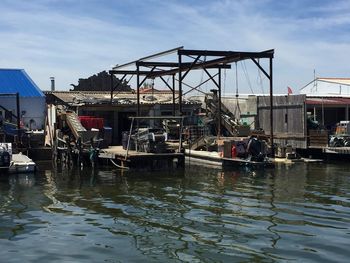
[257,95,308,149]
[257,94,335,150]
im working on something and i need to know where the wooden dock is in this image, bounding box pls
[99,146,185,170]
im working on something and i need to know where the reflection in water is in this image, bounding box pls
[0,162,349,262]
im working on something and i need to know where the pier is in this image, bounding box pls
[99,146,184,170]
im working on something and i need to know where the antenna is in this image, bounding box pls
[312,69,317,92]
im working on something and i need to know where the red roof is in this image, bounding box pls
[306,97,350,105]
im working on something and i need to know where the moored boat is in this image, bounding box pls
[9,152,36,173]
[0,143,36,174]
[185,149,274,169]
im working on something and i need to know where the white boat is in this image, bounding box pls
[9,153,36,173]
[0,143,36,174]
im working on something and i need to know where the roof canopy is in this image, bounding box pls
[0,69,44,97]
[300,77,350,97]
[110,46,274,79]
[108,46,275,146]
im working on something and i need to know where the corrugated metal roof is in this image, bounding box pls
[45,90,202,106]
[318,78,350,86]
[300,77,350,96]
[306,97,350,105]
[0,69,44,97]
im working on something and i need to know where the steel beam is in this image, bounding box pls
[218,68,222,137]
[269,57,274,157]
[203,68,220,89]
[137,61,231,69]
[181,74,218,97]
[172,75,176,116]
[139,66,156,88]
[112,46,184,69]
[178,49,274,58]
[109,70,154,75]
[159,76,173,92]
[250,58,270,79]
[178,54,182,115]
[137,64,140,116]
[181,55,201,81]
[147,54,241,78]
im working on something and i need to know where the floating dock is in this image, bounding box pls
[185,149,274,169]
[99,146,185,170]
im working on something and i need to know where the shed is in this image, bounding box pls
[0,69,45,129]
[257,95,307,148]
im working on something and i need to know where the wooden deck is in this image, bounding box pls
[99,146,185,169]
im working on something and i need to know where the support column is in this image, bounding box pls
[110,73,113,104]
[178,54,182,115]
[218,68,222,136]
[172,74,176,116]
[321,97,324,126]
[313,107,316,121]
[16,92,21,144]
[269,57,274,157]
[137,65,140,116]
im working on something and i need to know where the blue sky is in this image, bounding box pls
[0,0,349,94]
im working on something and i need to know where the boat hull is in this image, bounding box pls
[185,149,274,169]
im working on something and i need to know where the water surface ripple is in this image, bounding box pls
[0,162,349,262]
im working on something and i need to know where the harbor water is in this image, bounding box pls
[0,162,349,262]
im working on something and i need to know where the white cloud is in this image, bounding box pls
[0,0,349,94]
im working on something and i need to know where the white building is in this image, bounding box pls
[0,69,46,130]
[300,78,350,97]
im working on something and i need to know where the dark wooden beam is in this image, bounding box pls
[109,70,154,75]
[178,49,274,58]
[137,61,231,69]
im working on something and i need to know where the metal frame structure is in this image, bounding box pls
[109,47,274,151]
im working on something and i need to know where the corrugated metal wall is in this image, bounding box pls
[257,95,307,148]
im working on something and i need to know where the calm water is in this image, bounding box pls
[0,162,349,262]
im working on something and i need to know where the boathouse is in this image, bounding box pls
[0,69,45,130]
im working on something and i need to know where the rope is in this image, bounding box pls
[234,62,241,118]
[109,158,129,170]
[257,59,265,95]
[241,61,254,95]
